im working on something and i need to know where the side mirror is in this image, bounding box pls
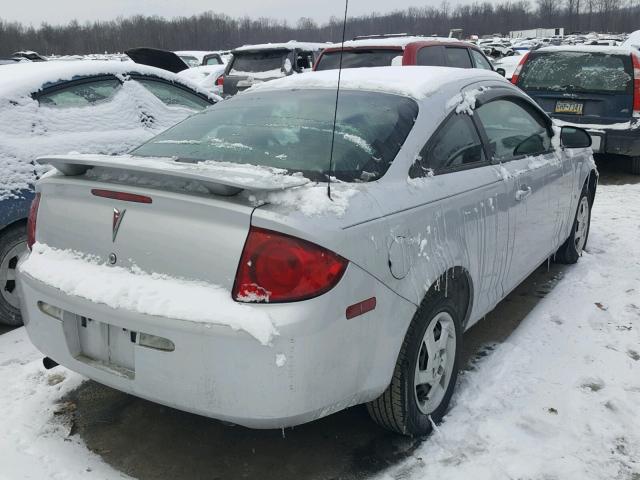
[560,126,592,148]
[496,68,506,77]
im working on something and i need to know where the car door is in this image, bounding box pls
[474,94,563,290]
[400,109,510,318]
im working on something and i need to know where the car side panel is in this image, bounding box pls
[0,191,33,231]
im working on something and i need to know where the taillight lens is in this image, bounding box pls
[632,53,640,117]
[511,51,530,85]
[27,193,41,250]
[233,227,348,303]
[215,75,224,86]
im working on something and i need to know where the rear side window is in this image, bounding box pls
[230,51,287,74]
[470,49,493,70]
[446,48,472,68]
[204,56,223,66]
[519,51,633,94]
[315,50,403,70]
[135,78,210,110]
[411,114,485,177]
[38,78,121,108]
[476,98,552,161]
[416,46,445,66]
[178,56,200,68]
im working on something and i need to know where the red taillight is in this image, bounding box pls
[215,75,224,87]
[233,227,348,303]
[91,189,152,204]
[632,53,640,117]
[510,51,530,85]
[27,193,41,250]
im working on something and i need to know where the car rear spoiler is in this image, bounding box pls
[38,154,309,196]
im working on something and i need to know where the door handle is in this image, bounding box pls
[515,186,532,201]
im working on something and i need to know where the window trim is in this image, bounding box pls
[127,74,215,106]
[410,109,491,178]
[33,74,122,104]
[473,93,555,164]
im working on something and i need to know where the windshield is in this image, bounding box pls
[315,49,402,70]
[519,51,633,94]
[229,50,288,74]
[132,89,418,182]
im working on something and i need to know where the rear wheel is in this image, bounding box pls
[630,156,640,175]
[555,187,591,264]
[0,225,27,326]
[367,289,462,436]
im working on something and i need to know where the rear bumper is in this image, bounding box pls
[18,265,414,429]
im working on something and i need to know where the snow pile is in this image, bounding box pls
[0,328,130,479]
[446,87,489,115]
[248,183,359,217]
[19,243,277,345]
[249,67,506,100]
[379,183,640,480]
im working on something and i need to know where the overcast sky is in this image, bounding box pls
[2,0,459,26]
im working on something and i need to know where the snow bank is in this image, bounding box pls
[249,67,507,100]
[19,243,277,345]
[378,183,640,480]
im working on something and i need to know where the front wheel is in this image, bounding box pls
[556,187,591,264]
[367,291,462,436]
[0,225,27,326]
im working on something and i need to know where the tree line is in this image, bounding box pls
[1,0,639,56]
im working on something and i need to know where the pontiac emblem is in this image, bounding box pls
[112,208,126,242]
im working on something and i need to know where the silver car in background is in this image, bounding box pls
[18,67,597,436]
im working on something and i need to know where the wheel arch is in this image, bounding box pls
[418,266,474,330]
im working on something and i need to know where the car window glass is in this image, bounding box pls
[38,78,121,108]
[315,49,402,70]
[296,51,314,71]
[230,51,287,74]
[476,98,552,161]
[411,114,485,177]
[204,56,223,66]
[445,47,472,68]
[178,55,200,68]
[416,46,446,66]
[135,78,210,110]
[470,49,493,70]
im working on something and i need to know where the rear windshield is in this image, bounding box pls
[519,51,633,94]
[229,50,288,74]
[132,89,418,182]
[315,50,403,70]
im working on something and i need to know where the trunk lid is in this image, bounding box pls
[34,154,308,290]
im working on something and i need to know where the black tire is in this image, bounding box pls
[555,185,591,265]
[367,287,463,437]
[0,224,27,326]
[631,156,640,175]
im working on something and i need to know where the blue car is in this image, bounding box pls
[513,45,640,175]
[0,60,216,325]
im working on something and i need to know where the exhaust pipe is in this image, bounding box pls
[43,357,59,370]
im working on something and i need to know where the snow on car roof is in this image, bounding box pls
[233,41,327,52]
[323,36,459,50]
[0,60,211,99]
[538,45,635,55]
[248,66,506,100]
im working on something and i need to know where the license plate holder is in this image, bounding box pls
[555,100,584,115]
[77,317,135,376]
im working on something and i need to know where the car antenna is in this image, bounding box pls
[327,0,349,200]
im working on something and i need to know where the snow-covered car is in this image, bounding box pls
[177,65,226,96]
[513,45,640,174]
[0,60,216,326]
[222,41,325,96]
[492,51,525,81]
[18,66,597,436]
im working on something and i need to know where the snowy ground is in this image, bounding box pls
[1,181,639,480]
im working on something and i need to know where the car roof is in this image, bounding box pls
[246,66,506,100]
[537,45,634,55]
[322,36,463,50]
[233,41,327,53]
[0,60,212,99]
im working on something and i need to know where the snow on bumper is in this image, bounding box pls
[17,259,415,428]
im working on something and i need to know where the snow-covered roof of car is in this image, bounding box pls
[0,60,211,99]
[234,41,327,52]
[323,36,459,49]
[248,66,506,100]
[538,45,635,55]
